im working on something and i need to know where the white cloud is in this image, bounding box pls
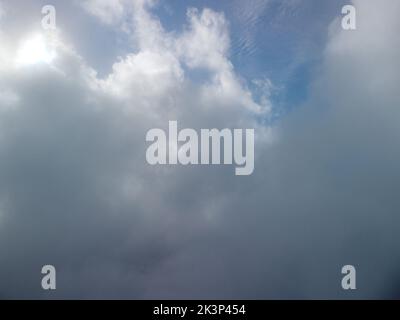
[101,50,184,101]
[177,8,230,71]
[92,3,269,115]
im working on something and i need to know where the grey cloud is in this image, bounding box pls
[0,0,399,299]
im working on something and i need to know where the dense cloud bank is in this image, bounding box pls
[0,0,399,298]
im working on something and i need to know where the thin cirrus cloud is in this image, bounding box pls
[0,0,399,299]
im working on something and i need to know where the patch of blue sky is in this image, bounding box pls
[155,0,348,120]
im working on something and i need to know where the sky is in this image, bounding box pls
[0,0,400,299]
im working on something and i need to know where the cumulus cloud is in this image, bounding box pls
[0,0,399,299]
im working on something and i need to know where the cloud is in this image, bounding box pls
[0,0,399,299]
[0,3,4,20]
[0,1,269,299]
[81,0,127,25]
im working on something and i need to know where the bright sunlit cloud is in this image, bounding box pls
[15,34,56,67]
